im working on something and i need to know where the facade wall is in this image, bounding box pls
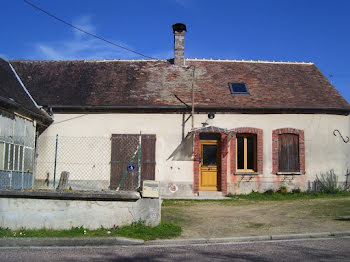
[36,113,350,195]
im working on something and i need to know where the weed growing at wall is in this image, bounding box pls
[0,222,181,240]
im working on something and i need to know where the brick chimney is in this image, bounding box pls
[172,23,187,66]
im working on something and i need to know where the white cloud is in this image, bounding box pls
[32,15,140,60]
[72,15,97,38]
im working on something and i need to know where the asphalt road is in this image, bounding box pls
[1,237,349,262]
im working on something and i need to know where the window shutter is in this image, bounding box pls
[141,135,156,185]
[278,134,299,172]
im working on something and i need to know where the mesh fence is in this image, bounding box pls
[35,135,142,191]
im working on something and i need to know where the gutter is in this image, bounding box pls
[47,105,350,115]
[0,96,53,125]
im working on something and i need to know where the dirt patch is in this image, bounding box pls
[162,198,350,239]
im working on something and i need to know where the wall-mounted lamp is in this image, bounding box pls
[208,112,215,119]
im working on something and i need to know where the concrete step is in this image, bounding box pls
[161,191,229,200]
[198,190,226,198]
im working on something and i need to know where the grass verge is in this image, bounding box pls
[162,191,350,207]
[0,222,181,241]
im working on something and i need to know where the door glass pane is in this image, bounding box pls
[237,137,244,169]
[202,145,217,166]
[247,136,254,170]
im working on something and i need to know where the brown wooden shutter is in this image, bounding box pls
[141,135,156,185]
[278,134,299,172]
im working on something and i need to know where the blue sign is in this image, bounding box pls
[127,165,136,171]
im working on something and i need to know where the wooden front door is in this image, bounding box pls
[199,140,220,191]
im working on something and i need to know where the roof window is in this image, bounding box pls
[228,82,250,95]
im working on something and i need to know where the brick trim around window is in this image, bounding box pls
[193,133,200,193]
[231,127,263,175]
[272,128,305,174]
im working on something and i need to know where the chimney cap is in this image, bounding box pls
[172,23,187,33]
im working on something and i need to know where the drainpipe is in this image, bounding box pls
[188,65,195,129]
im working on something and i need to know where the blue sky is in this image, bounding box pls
[1,0,349,102]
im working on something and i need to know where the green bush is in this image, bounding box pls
[292,188,301,194]
[315,169,340,194]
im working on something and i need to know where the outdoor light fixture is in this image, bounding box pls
[208,112,215,119]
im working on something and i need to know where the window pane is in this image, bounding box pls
[9,144,14,170]
[14,145,19,171]
[24,148,34,173]
[202,145,217,166]
[247,136,255,170]
[4,143,9,170]
[237,137,244,169]
[0,142,4,170]
[19,146,24,171]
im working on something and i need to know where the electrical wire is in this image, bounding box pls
[23,0,158,60]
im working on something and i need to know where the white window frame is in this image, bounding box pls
[0,140,34,173]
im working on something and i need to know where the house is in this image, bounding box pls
[0,58,52,189]
[6,23,350,197]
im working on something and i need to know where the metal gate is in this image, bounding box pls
[110,134,156,191]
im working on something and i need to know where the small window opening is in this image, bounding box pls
[200,133,221,140]
[228,82,250,95]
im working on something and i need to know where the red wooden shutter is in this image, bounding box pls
[278,134,299,172]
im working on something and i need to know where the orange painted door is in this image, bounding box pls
[199,140,220,191]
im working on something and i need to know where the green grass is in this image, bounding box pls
[0,222,181,241]
[162,191,350,207]
[235,191,350,201]
[310,200,350,219]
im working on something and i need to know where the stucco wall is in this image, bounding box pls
[36,113,350,195]
[0,197,161,230]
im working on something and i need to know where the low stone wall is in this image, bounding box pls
[0,191,161,230]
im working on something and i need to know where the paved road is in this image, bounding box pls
[1,237,349,261]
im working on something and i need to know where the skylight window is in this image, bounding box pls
[228,82,250,95]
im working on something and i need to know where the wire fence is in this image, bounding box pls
[35,135,144,192]
[1,134,349,194]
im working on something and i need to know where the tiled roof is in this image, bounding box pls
[0,58,52,124]
[9,59,350,113]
